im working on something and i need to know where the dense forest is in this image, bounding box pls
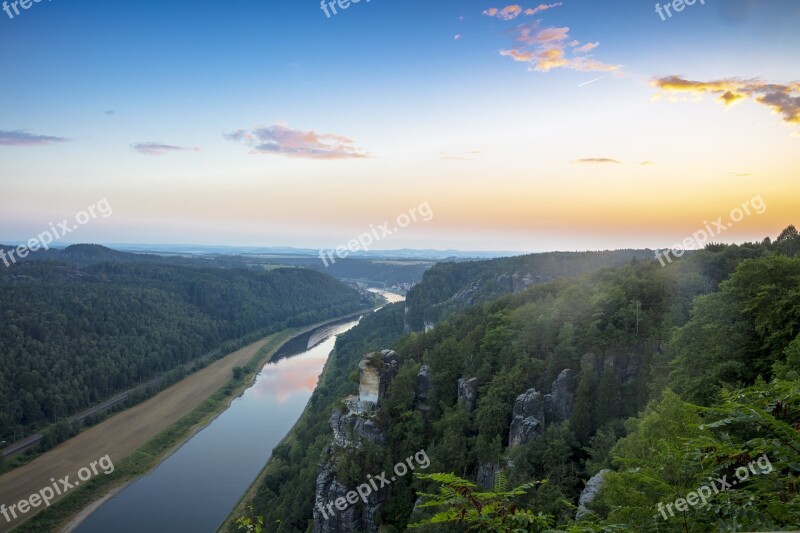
[0,250,373,443]
[242,226,800,532]
[1,243,433,290]
[403,249,656,331]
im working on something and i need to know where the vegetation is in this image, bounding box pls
[12,330,293,532]
[238,303,406,531]
[0,257,372,443]
[404,249,656,331]
[243,226,800,532]
[409,472,551,531]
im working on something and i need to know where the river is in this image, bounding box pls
[73,289,403,533]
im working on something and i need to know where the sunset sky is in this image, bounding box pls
[1,0,798,252]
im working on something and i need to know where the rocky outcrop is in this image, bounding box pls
[314,351,398,533]
[448,281,482,305]
[544,369,577,424]
[457,377,479,411]
[509,389,546,447]
[358,350,399,405]
[330,397,385,448]
[415,365,433,414]
[476,463,501,489]
[313,450,389,533]
[496,271,553,294]
[510,369,578,447]
[576,469,609,520]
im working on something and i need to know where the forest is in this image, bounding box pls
[244,226,800,532]
[0,251,373,444]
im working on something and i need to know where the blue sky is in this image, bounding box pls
[1,0,799,251]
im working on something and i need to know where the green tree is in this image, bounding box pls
[570,371,598,444]
[775,224,800,257]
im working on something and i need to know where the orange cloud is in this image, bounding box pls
[483,5,522,20]
[535,48,569,72]
[499,22,621,74]
[653,76,800,130]
[499,49,537,62]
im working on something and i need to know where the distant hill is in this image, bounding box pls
[404,249,657,331]
[0,243,165,267]
[0,257,373,442]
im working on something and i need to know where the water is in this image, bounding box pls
[74,320,359,533]
[74,290,403,533]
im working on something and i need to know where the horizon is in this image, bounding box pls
[2,0,798,252]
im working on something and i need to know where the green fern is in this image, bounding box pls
[409,472,552,532]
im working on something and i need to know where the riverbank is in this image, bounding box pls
[218,289,404,532]
[2,308,375,533]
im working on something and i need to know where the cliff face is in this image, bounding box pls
[358,349,398,404]
[313,350,399,533]
[313,461,388,533]
[509,369,577,448]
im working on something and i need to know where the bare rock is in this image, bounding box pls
[545,369,577,424]
[476,463,501,489]
[576,469,609,520]
[457,377,479,411]
[509,389,545,447]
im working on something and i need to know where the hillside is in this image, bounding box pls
[403,249,658,332]
[0,257,374,445]
[239,226,800,532]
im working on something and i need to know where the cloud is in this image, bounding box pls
[652,76,800,131]
[499,49,537,62]
[483,3,561,20]
[572,41,599,54]
[518,25,570,45]
[499,22,621,73]
[440,150,481,161]
[573,158,621,164]
[225,122,367,159]
[640,161,656,166]
[0,130,68,147]
[131,142,200,156]
[524,3,562,15]
[105,110,115,116]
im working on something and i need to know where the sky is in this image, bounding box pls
[1,0,798,252]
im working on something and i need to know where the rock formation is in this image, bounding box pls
[509,369,578,447]
[314,351,399,533]
[576,469,609,520]
[476,462,501,489]
[415,365,433,415]
[509,388,546,447]
[544,369,577,424]
[457,377,479,411]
